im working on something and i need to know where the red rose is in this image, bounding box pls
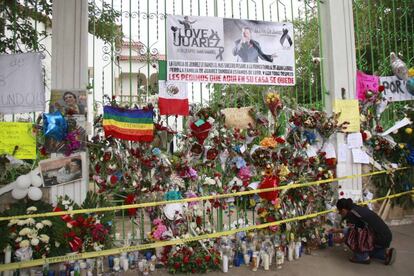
[174,262,181,269]
[110,175,118,184]
[195,258,203,266]
[196,216,202,226]
[183,256,190,264]
[361,131,368,141]
[204,255,211,262]
[95,164,101,174]
[124,194,137,217]
[40,147,47,156]
[103,152,111,161]
[378,85,385,92]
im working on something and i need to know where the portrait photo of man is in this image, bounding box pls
[232,26,277,63]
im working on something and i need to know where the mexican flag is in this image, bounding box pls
[158,80,189,116]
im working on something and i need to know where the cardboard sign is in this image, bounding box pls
[380,76,414,102]
[221,106,255,129]
[0,52,45,114]
[0,122,36,159]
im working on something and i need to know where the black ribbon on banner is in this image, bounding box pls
[280,28,293,47]
[216,47,224,61]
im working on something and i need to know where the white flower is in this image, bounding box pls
[41,220,52,227]
[321,237,327,243]
[39,234,50,243]
[203,177,216,186]
[66,223,73,229]
[17,220,26,226]
[55,241,60,248]
[62,200,71,206]
[19,240,30,248]
[19,228,31,236]
[35,223,44,230]
[27,231,37,239]
[8,219,18,226]
[26,206,37,213]
[31,238,40,246]
[25,218,35,225]
[15,237,22,243]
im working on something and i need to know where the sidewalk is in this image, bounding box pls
[141,224,414,276]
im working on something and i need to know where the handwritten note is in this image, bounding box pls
[334,100,360,133]
[380,76,414,102]
[322,142,336,159]
[356,71,379,100]
[352,148,370,164]
[0,53,45,114]
[0,122,36,159]
[347,133,363,148]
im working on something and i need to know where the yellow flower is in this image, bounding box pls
[405,127,413,135]
[408,67,414,77]
[260,137,278,148]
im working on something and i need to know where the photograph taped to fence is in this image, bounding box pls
[39,154,84,187]
[167,15,295,85]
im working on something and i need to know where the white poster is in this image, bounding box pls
[167,15,295,86]
[0,52,45,114]
[379,76,414,102]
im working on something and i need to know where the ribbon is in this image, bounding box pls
[280,28,293,47]
[1,189,412,272]
[216,47,224,61]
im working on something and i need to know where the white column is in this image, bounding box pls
[320,0,362,200]
[51,0,88,204]
[52,0,88,89]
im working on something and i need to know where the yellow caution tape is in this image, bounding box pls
[0,167,409,221]
[0,189,412,272]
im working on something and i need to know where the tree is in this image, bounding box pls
[0,0,122,54]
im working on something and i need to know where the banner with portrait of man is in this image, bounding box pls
[167,15,295,86]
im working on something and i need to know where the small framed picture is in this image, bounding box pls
[39,154,84,187]
[49,89,87,116]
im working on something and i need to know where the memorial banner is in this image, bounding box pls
[0,52,45,114]
[167,15,295,86]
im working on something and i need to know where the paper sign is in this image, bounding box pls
[0,122,36,159]
[221,107,255,129]
[356,71,379,100]
[352,148,370,164]
[322,142,336,159]
[380,117,412,136]
[380,76,414,102]
[338,144,348,162]
[0,52,45,114]
[334,100,360,133]
[347,133,363,148]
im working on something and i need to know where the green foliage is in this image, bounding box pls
[0,0,122,54]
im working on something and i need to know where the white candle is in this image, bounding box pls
[222,255,229,273]
[122,258,129,271]
[244,253,250,265]
[263,253,270,270]
[3,246,12,276]
[288,242,294,261]
[295,242,301,259]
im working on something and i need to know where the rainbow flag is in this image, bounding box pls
[103,106,154,142]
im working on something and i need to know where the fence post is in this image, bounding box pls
[51,0,89,204]
[319,0,362,200]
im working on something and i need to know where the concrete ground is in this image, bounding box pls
[128,224,414,276]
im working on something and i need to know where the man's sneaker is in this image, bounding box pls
[385,248,396,265]
[349,256,371,265]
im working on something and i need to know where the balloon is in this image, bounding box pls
[11,188,28,200]
[43,111,68,141]
[16,174,31,189]
[28,187,43,201]
[406,78,414,96]
[258,176,279,201]
[30,170,43,187]
[390,52,408,81]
